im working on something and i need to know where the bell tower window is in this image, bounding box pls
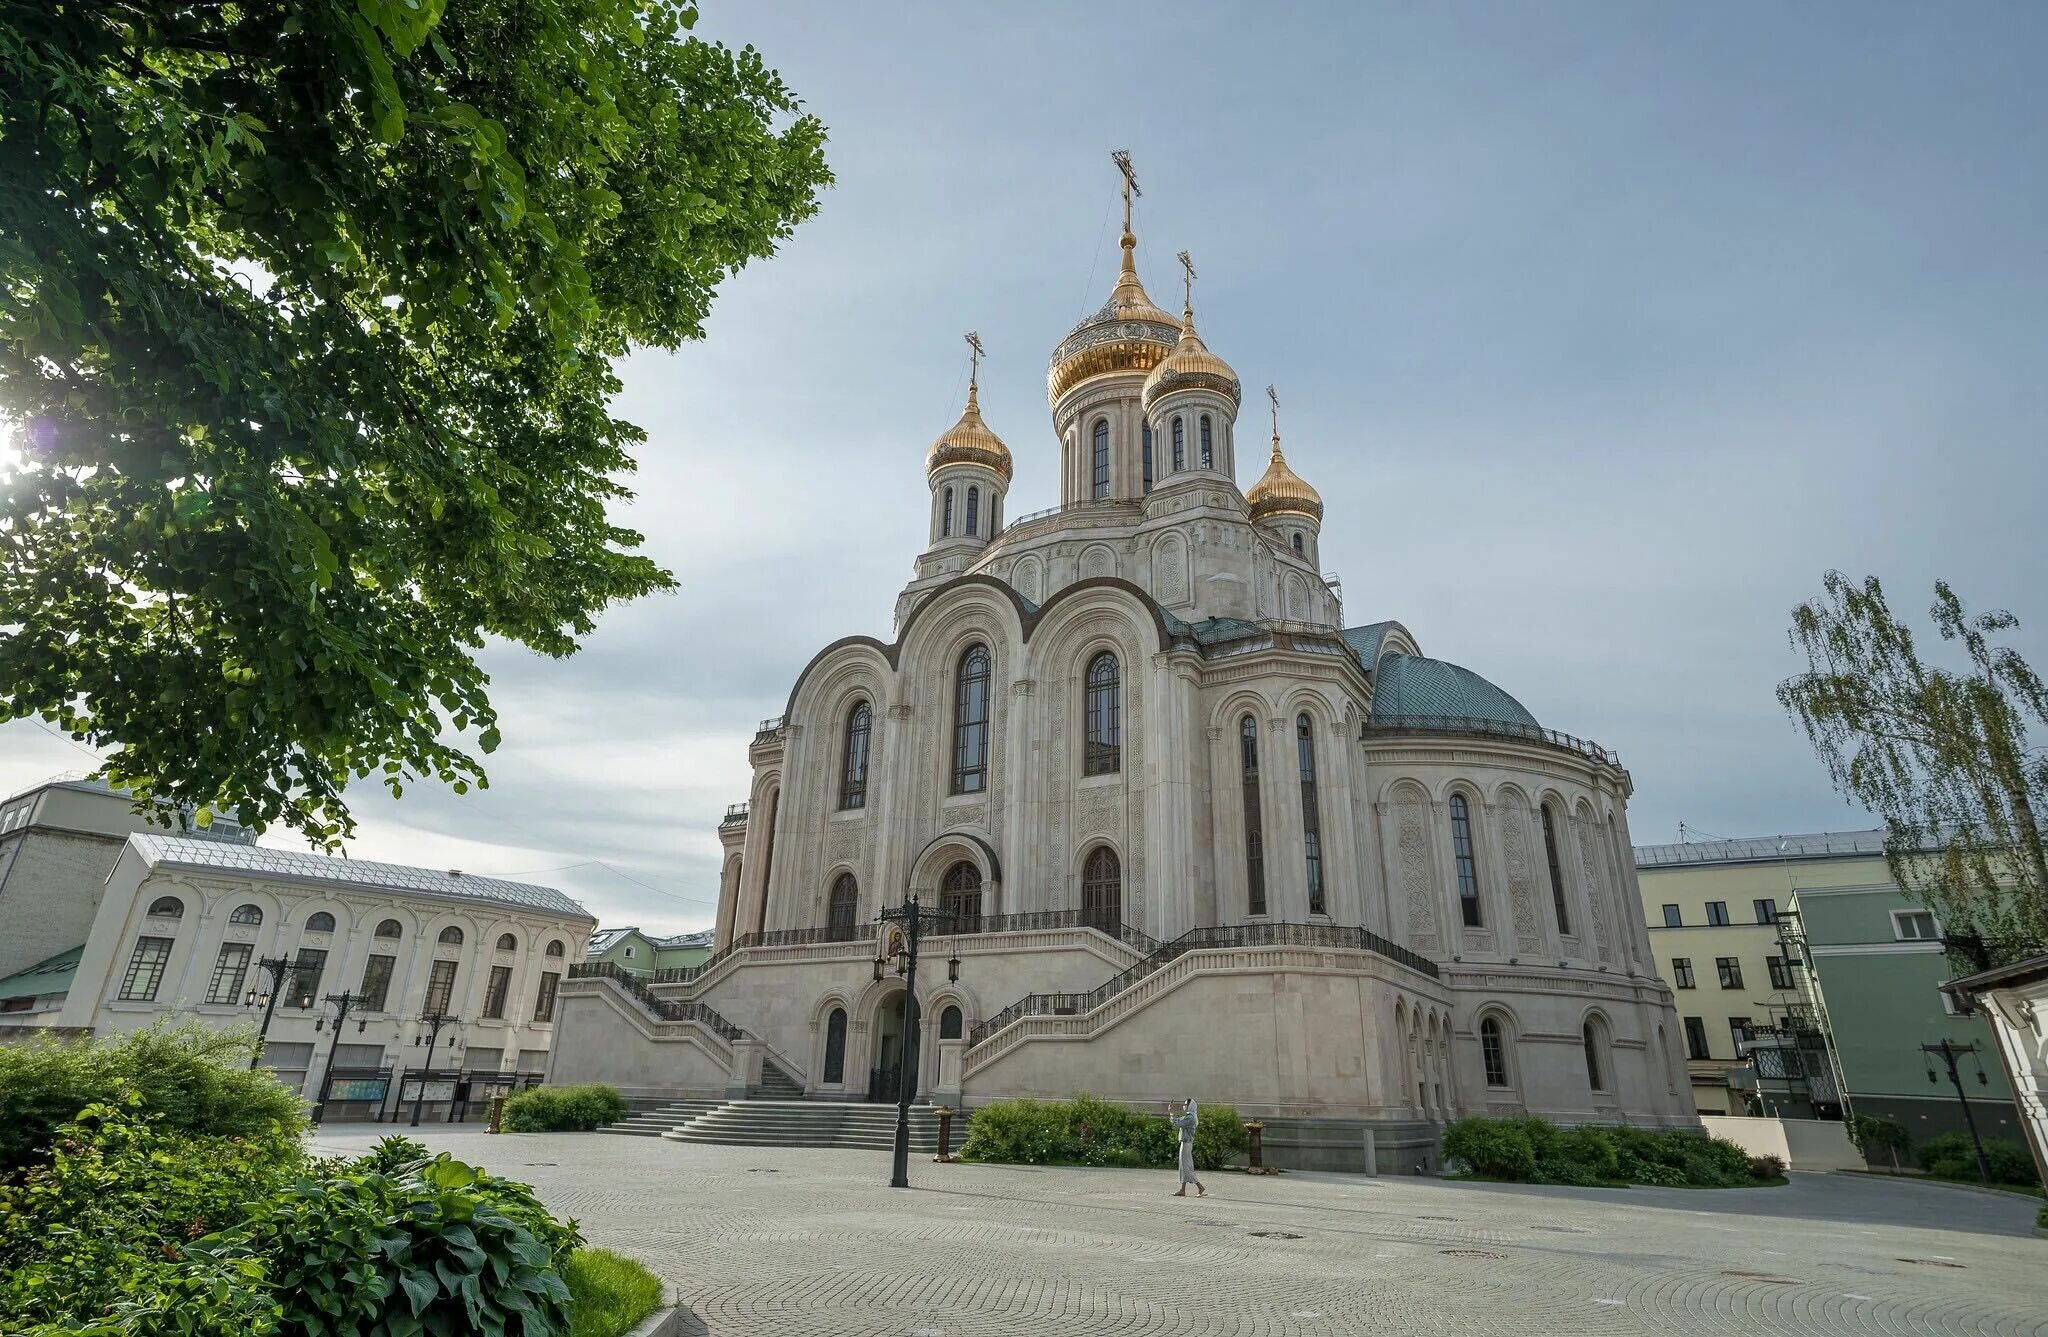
[952,645,992,794]
[1142,424,1154,493]
[1291,533,1304,556]
[941,487,954,537]
[1241,715,1266,915]
[1172,417,1185,471]
[1297,715,1325,915]
[965,486,979,537]
[1200,415,1213,469]
[1091,420,1110,499]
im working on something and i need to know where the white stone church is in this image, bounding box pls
[552,178,1694,1169]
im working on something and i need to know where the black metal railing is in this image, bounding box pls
[753,717,785,744]
[719,802,750,828]
[1363,715,1623,767]
[968,921,1440,1047]
[567,961,745,1041]
[925,908,1160,953]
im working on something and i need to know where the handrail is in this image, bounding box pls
[566,961,744,1041]
[752,717,786,744]
[656,911,1153,985]
[967,921,1440,1046]
[1363,714,1623,768]
[719,802,750,827]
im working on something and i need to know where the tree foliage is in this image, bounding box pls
[0,0,830,845]
[1779,572,2048,962]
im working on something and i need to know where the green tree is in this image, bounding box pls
[1778,572,2048,962]
[0,0,828,846]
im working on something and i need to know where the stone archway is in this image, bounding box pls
[867,985,918,1104]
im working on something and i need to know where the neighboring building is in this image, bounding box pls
[1943,954,2048,1187]
[551,177,1693,1170]
[0,946,84,1023]
[586,927,714,978]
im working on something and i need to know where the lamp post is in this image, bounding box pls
[306,991,360,1125]
[408,1011,461,1128]
[1921,1039,1993,1185]
[244,955,293,1070]
[875,896,956,1189]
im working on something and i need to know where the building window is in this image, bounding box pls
[840,701,872,809]
[375,918,403,939]
[424,959,458,1015]
[533,971,561,1023]
[438,925,464,947]
[941,486,954,537]
[1672,957,1696,989]
[229,904,263,926]
[1240,715,1266,915]
[623,946,635,959]
[305,911,335,933]
[951,645,992,794]
[940,1004,964,1040]
[1291,532,1303,555]
[1683,1016,1710,1060]
[359,953,396,1011]
[827,873,859,939]
[1091,419,1110,499]
[1199,414,1213,469]
[1540,805,1571,935]
[1583,1021,1608,1092]
[147,896,184,918]
[1767,955,1795,989]
[1297,715,1325,915]
[544,940,565,958]
[1142,424,1153,492]
[1172,416,1185,470]
[1716,957,1743,989]
[1084,652,1121,775]
[1705,901,1729,926]
[1728,1016,1751,1053]
[1753,898,1778,924]
[286,948,327,1006]
[1449,794,1481,928]
[482,965,513,1020]
[965,486,980,537]
[496,933,518,952]
[1479,1016,1508,1087]
[1082,845,1121,929]
[823,1007,848,1083]
[940,862,983,924]
[1661,904,1682,928]
[1893,909,1939,941]
[206,942,253,1005]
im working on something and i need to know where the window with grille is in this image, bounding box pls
[1297,716,1324,915]
[951,646,991,794]
[823,1008,847,1083]
[1705,901,1729,926]
[1240,715,1265,915]
[1716,957,1743,989]
[1480,1017,1508,1087]
[1082,846,1120,928]
[827,874,859,938]
[206,942,252,1004]
[1171,417,1185,470]
[358,954,396,1011]
[1541,805,1571,935]
[482,965,513,1019]
[229,903,263,926]
[424,959,458,1015]
[940,862,982,923]
[1141,425,1153,492]
[1753,898,1777,924]
[533,971,561,1023]
[1767,955,1795,989]
[940,1005,963,1040]
[1199,415,1213,469]
[286,948,327,1006]
[840,702,872,809]
[965,486,979,536]
[1091,419,1110,499]
[1450,794,1482,928]
[1672,957,1696,989]
[1084,652,1121,775]
[941,486,953,536]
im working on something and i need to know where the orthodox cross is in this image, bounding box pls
[1177,250,1196,314]
[964,330,984,392]
[1266,383,1281,439]
[1112,149,1140,233]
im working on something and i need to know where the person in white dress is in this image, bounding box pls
[1169,1098,1206,1197]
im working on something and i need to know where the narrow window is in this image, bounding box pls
[533,971,561,1023]
[207,942,253,1005]
[753,789,779,935]
[1297,715,1325,915]
[1291,532,1303,556]
[483,965,513,1019]
[941,486,954,537]
[1172,416,1185,470]
[1480,1017,1508,1087]
[305,911,335,932]
[286,947,327,1006]
[358,953,396,1011]
[1672,957,1696,989]
[827,873,859,939]
[1716,957,1743,989]
[437,925,464,946]
[1540,805,1571,935]
[940,862,983,924]
[1241,715,1266,915]
[1082,846,1121,928]
[148,896,184,918]
[1084,652,1121,775]
[951,645,991,794]
[1662,904,1682,927]
[823,1008,848,1082]
[1449,794,1482,927]
[229,903,263,926]
[1728,1016,1752,1053]
[496,932,518,952]
[424,959,458,1015]
[840,701,872,809]
[965,486,979,537]
[1141,424,1154,493]
[1684,1016,1710,1060]
[1199,414,1213,468]
[1705,901,1729,926]
[940,1005,964,1040]
[1767,955,1795,989]
[1583,1022,1607,1092]
[1091,419,1110,499]
[1753,898,1777,924]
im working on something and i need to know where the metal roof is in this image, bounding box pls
[652,929,715,950]
[1369,653,1540,730]
[1633,828,1889,869]
[586,926,640,955]
[128,834,592,920]
[1339,622,1397,670]
[0,945,84,1000]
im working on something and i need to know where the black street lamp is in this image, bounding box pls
[1921,1039,1993,1185]
[306,991,361,1125]
[408,1011,462,1128]
[244,955,293,1070]
[876,896,957,1189]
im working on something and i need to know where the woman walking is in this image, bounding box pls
[1169,1098,1206,1197]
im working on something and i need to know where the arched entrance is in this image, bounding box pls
[868,987,918,1103]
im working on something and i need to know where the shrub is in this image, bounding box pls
[565,1247,664,1337]
[958,1098,1079,1165]
[1848,1114,1913,1170]
[1443,1117,1538,1180]
[959,1096,1246,1171]
[1193,1104,1250,1171]
[1917,1132,2041,1187]
[501,1083,629,1132]
[1441,1116,1777,1189]
[1556,1127,1622,1182]
[1749,1154,1787,1180]
[0,1022,303,1174]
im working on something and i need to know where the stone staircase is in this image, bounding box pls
[603,1100,727,1138]
[752,1058,804,1101]
[661,1100,944,1152]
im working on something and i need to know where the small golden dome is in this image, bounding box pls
[1046,228,1182,405]
[1143,311,1241,408]
[925,381,1013,482]
[1246,435,1323,522]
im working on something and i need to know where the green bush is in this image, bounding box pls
[1749,1154,1787,1180]
[959,1096,1247,1171]
[1916,1132,2041,1187]
[565,1247,664,1337]
[1848,1113,1913,1169]
[1442,1116,1767,1189]
[1193,1104,1250,1172]
[0,1022,303,1174]
[501,1083,629,1132]
[1443,1117,1538,1180]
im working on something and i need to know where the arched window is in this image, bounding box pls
[228,903,263,926]
[940,1005,964,1040]
[1082,846,1121,929]
[753,788,779,935]
[148,896,184,918]
[1171,417,1185,470]
[941,486,954,537]
[840,701,872,809]
[827,873,859,940]
[1141,423,1154,493]
[1540,804,1571,935]
[823,1007,848,1083]
[544,939,565,957]
[437,925,464,946]
[305,911,336,933]
[1480,1016,1509,1087]
[1240,715,1266,915]
[375,918,403,939]
[1083,652,1121,775]
[940,861,983,924]
[965,486,979,537]
[1449,793,1482,928]
[1091,419,1110,499]
[1297,715,1325,915]
[951,645,991,794]
[496,932,518,952]
[1583,1020,1608,1092]
[1291,532,1304,556]
[1199,414,1213,469]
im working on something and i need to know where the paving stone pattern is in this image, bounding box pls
[311,1127,2047,1337]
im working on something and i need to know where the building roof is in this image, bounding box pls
[0,945,84,1001]
[1369,653,1540,730]
[1340,622,1398,670]
[586,926,641,956]
[1632,828,1888,869]
[127,834,592,921]
[652,929,715,950]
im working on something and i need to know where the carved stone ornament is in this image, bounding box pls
[1577,818,1614,964]
[1398,802,1440,953]
[944,803,987,831]
[1078,784,1124,836]
[827,824,865,868]
[1501,809,1542,952]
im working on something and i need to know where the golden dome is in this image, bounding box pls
[1046,227,1182,405]
[925,380,1013,482]
[1245,434,1323,522]
[1142,310,1241,408]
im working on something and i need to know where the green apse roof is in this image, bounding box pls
[1369,653,1540,730]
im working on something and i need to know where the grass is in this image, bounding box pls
[564,1247,664,1337]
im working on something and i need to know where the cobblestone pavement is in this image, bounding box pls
[312,1126,2046,1337]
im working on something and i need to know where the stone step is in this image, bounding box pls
[662,1100,951,1150]
[599,1100,725,1137]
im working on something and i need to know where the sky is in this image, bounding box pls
[5,2,2046,936]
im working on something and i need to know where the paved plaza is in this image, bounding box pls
[311,1126,2045,1337]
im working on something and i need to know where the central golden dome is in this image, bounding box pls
[1143,310,1241,408]
[1246,435,1323,522]
[1046,228,1181,405]
[926,381,1013,482]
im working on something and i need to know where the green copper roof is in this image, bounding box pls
[1370,653,1540,730]
[0,944,83,1001]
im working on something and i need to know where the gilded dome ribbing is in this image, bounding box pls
[925,381,1013,482]
[1046,227,1181,405]
[1142,310,1242,408]
[1245,435,1322,521]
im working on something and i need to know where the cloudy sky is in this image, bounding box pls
[6,3,2046,936]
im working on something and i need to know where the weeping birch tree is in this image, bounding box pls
[1779,571,2048,965]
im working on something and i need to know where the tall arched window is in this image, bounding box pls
[965,486,979,536]
[1241,715,1266,915]
[753,788,779,935]
[1171,416,1185,470]
[1082,845,1121,929]
[1583,1020,1608,1092]
[940,861,983,924]
[939,1005,964,1039]
[941,486,954,537]
[1199,414,1213,469]
[1540,804,1571,935]
[951,645,991,794]
[823,1007,848,1083]
[1141,424,1154,493]
[839,701,872,809]
[827,873,859,939]
[1084,652,1121,775]
[1091,419,1110,499]
[1291,532,1304,556]
[305,911,336,933]
[1297,715,1325,915]
[1480,1016,1509,1087]
[229,903,263,926]
[1449,793,1482,927]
